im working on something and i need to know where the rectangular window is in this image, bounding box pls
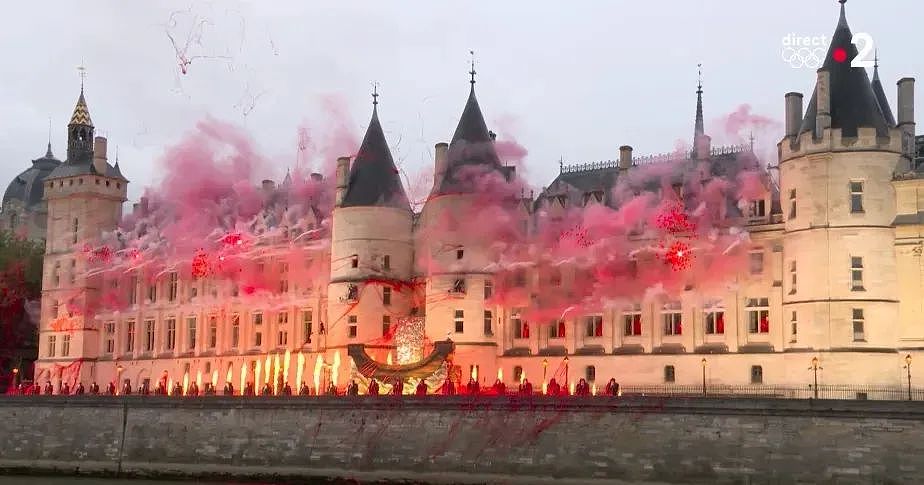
[277,312,288,346]
[253,311,262,347]
[851,256,864,291]
[704,303,725,335]
[512,309,527,339]
[166,318,176,350]
[664,365,675,383]
[662,302,682,336]
[549,320,565,339]
[52,300,59,318]
[749,252,764,275]
[301,310,312,343]
[790,311,797,342]
[746,298,770,334]
[585,315,603,337]
[105,322,115,353]
[61,334,70,357]
[126,320,136,352]
[47,335,56,357]
[382,315,391,336]
[451,278,466,294]
[279,279,289,294]
[254,331,262,347]
[749,199,766,218]
[789,260,797,294]
[129,275,138,305]
[348,315,358,339]
[852,308,865,341]
[483,310,493,336]
[454,310,464,333]
[72,217,79,244]
[69,259,76,284]
[382,287,392,306]
[789,189,797,219]
[277,328,287,346]
[850,181,864,213]
[53,262,60,287]
[456,248,464,260]
[189,283,198,299]
[147,282,157,303]
[751,365,763,384]
[253,311,263,326]
[484,280,493,299]
[231,315,240,348]
[383,255,390,270]
[144,319,155,352]
[623,306,642,336]
[351,256,358,268]
[168,272,178,302]
[186,317,197,350]
[208,317,217,349]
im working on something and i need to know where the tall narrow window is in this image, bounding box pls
[231,315,240,349]
[47,335,57,357]
[751,365,763,384]
[512,309,527,339]
[129,274,138,305]
[585,315,603,337]
[126,320,136,352]
[52,300,59,318]
[484,280,493,299]
[749,252,764,275]
[790,311,798,342]
[348,315,358,338]
[483,310,493,336]
[662,302,682,336]
[208,316,218,349]
[549,319,565,339]
[105,322,115,354]
[456,248,464,260]
[704,301,725,335]
[166,318,176,350]
[623,305,642,336]
[849,181,864,213]
[382,287,392,306]
[69,260,76,284]
[72,217,79,244]
[851,257,864,291]
[749,199,766,218]
[789,189,797,219]
[351,256,358,268]
[144,319,155,352]
[168,272,178,302]
[852,309,865,341]
[454,310,464,333]
[746,298,770,334]
[253,311,263,348]
[664,365,675,383]
[382,315,391,336]
[186,316,197,350]
[148,281,157,303]
[382,255,390,270]
[301,310,312,343]
[61,334,71,357]
[53,262,60,287]
[277,312,288,346]
[585,366,596,382]
[789,260,797,294]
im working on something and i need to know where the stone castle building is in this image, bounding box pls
[27,2,924,395]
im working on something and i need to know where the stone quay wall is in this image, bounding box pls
[1,396,924,484]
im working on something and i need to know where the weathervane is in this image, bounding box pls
[697,63,703,92]
[469,50,476,85]
[77,62,87,90]
[372,81,379,106]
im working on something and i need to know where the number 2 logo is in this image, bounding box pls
[851,33,875,68]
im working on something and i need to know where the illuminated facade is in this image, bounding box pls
[30,2,924,395]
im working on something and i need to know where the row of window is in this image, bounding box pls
[785,181,866,220]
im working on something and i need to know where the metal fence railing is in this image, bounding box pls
[618,384,924,401]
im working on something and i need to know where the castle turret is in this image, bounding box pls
[326,90,414,381]
[778,0,905,385]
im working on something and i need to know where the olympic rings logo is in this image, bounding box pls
[781,47,826,69]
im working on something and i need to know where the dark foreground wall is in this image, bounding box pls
[1,396,924,485]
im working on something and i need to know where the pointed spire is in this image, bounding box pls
[838,0,848,28]
[69,89,93,127]
[372,81,379,107]
[870,49,896,127]
[694,64,705,138]
[469,50,476,86]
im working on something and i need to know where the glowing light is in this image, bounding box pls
[255,360,262,390]
[273,354,281,395]
[313,355,323,392]
[656,204,696,234]
[167,377,174,396]
[264,355,271,384]
[395,317,425,364]
[240,362,247,396]
[660,240,694,271]
[833,46,847,63]
[569,382,575,395]
[182,372,189,396]
[295,353,305,391]
[283,350,291,390]
[386,352,393,365]
[471,365,478,381]
[211,370,218,389]
[520,369,526,385]
[332,351,341,387]
[542,382,548,394]
[226,365,233,384]
[592,383,597,396]
[221,232,243,246]
[196,370,203,393]
[497,368,503,382]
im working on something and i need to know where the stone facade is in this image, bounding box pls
[2,396,924,484]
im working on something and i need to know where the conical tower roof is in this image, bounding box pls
[69,89,93,127]
[340,99,410,210]
[437,82,505,194]
[798,0,889,138]
[871,57,896,127]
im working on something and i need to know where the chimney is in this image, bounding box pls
[619,145,633,170]
[694,134,712,160]
[139,196,149,215]
[335,156,351,206]
[93,136,108,175]
[262,179,276,191]
[132,202,140,213]
[898,78,916,135]
[784,92,804,138]
[310,172,323,182]
[433,142,449,191]
[815,70,832,136]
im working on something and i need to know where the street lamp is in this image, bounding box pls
[11,368,19,390]
[701,358,707,396]
[904,354,912,401]
[809,357,821,399]
[116,364,124,396]
[563,356,570,393]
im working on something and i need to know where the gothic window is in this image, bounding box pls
[144,319,155,352]
[231,315,240,349]
[126,320,136,353]
[47,335,57,357]
[62,335,71,357]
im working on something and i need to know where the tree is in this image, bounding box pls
[0,231,44,388]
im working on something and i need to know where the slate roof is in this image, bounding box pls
[340,103,410,210]
[798,2,890,138]
[436,84,507,194]
[47,88,127,182]
[2,144,61,208]
[871,62,896,127]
